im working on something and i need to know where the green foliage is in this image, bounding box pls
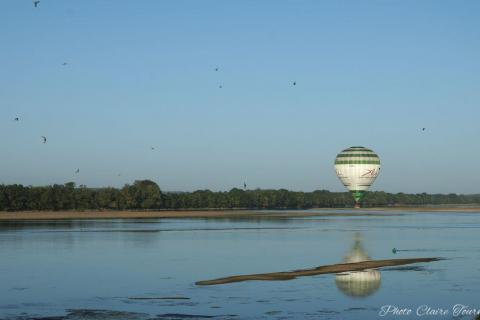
[121,180,165,209]
[0,181,479,211]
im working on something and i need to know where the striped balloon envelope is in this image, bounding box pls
[334,146,381,208]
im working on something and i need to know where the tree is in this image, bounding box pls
[121,180,164,209]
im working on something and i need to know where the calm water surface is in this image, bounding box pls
[1,210,479,319]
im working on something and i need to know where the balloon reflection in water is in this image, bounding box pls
[335,233,381,297]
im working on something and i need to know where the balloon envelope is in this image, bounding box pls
[334,146,380,207]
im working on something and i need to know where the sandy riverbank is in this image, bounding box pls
[195,257,441,285]
[0,210,257,220]
[1,206,479,220]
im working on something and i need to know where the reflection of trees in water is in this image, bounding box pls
[0,219,124,231]
[335,233,381,298]
[0,220,164,248]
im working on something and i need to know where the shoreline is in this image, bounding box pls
[1,206,480,220]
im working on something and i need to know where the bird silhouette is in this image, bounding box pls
[75,169,80,174]
[41,136,47,144]
[422,128,426,131]
[293,81,296,86]
[215,67,219,71]
[219,85,223,89]
[33,1,40,7]
[62,62,68,66]
[14,117,19,122]
[151,147,155,150]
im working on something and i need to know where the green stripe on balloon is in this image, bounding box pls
[334,160,381,165]
[336,154,379,158]
[343,147,372,152]
[351,190,366,204]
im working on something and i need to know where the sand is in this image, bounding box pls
[195,257,442,286]
[0,210,255,220]
[0,207,479,220]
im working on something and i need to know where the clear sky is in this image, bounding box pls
[1,1,479,194]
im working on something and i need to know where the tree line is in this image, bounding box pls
[0,180,479,211]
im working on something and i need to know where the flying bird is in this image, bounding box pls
[151,147,155,150]
[215,67,219,71]
[41,136,47,144]
[422,128,426,131]
[62,62,68,66]
[293,81,296,86]
[14,117,19,122]
[75,169,80,174]
[33,1,40,7]
[219,85,223,89]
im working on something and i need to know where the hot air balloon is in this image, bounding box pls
[334,146,380,208]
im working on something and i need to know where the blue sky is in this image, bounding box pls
[1,1,479,193]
